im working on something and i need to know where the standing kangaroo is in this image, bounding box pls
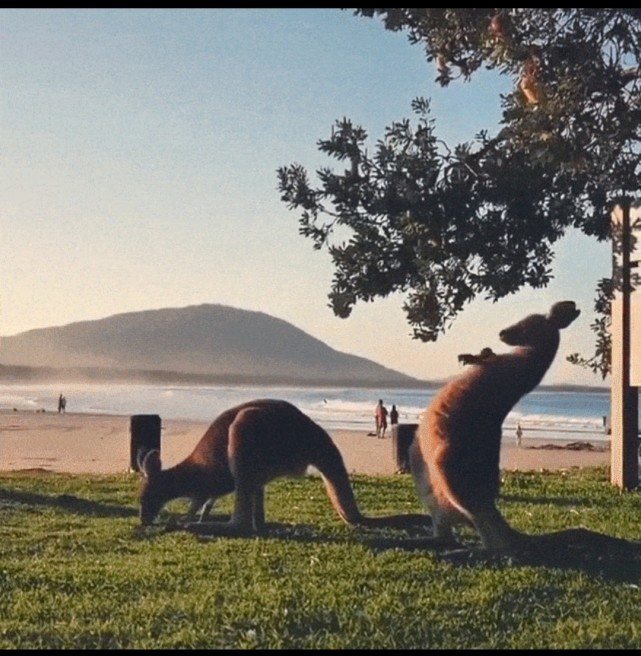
[138,398,429,534]
[409,301,582,552]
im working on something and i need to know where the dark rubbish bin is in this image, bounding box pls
[392,423,418,474]
[130,414,161,472]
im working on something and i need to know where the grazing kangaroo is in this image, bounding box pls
[138,398,429,534]
[409,301,583,552]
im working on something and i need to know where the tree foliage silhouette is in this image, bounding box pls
[278,9,641,379]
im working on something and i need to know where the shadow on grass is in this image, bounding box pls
[0,487,138,518]
[134,519,352,546]
[362,529,641,582]
[137,514,641,581]
[137,516,432,546]
[501,493,608,507]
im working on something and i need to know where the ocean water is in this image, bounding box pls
[0,381,612,442]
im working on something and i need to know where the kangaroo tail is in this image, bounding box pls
[314,438,431,530]
[314,443,367,525]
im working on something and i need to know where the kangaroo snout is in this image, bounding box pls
[498,326,522,346]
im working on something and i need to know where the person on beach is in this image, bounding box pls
[58,394,66,414]
[375,399,388,439]
[515,423,523,447]
[390,404,399,427]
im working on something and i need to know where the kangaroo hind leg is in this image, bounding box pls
[186,408,265,537]
[224,409,266,534]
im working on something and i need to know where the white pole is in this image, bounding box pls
[610,201,639,490]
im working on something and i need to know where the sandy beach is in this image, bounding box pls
[0,410,611,476]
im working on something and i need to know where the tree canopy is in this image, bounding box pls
[277,9,641,378]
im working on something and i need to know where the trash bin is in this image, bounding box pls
[392,423,417,474]
[129,414,161,472]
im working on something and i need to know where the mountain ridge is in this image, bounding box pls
[0,303,426,387]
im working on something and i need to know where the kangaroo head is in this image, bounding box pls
[499,301,580,348]
[138,449,165,525]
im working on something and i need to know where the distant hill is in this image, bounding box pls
[0,304,429,388]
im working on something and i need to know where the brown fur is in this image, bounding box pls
[410,301,581,551]
[138,398,429,535]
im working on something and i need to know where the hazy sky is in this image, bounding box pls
[1,8,614,386]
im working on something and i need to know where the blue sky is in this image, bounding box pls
[1,8,613,386]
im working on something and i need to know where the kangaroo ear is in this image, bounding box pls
[548,301,581,329]
[140,449,162,478]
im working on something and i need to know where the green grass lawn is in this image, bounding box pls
[1,466,641,649]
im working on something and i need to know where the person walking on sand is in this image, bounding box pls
[375,399,388,439]
[58,393,66,414]
[515,423,523,448]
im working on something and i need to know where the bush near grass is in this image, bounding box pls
[1,466,641,649]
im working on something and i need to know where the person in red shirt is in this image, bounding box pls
[374,399,388,439]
